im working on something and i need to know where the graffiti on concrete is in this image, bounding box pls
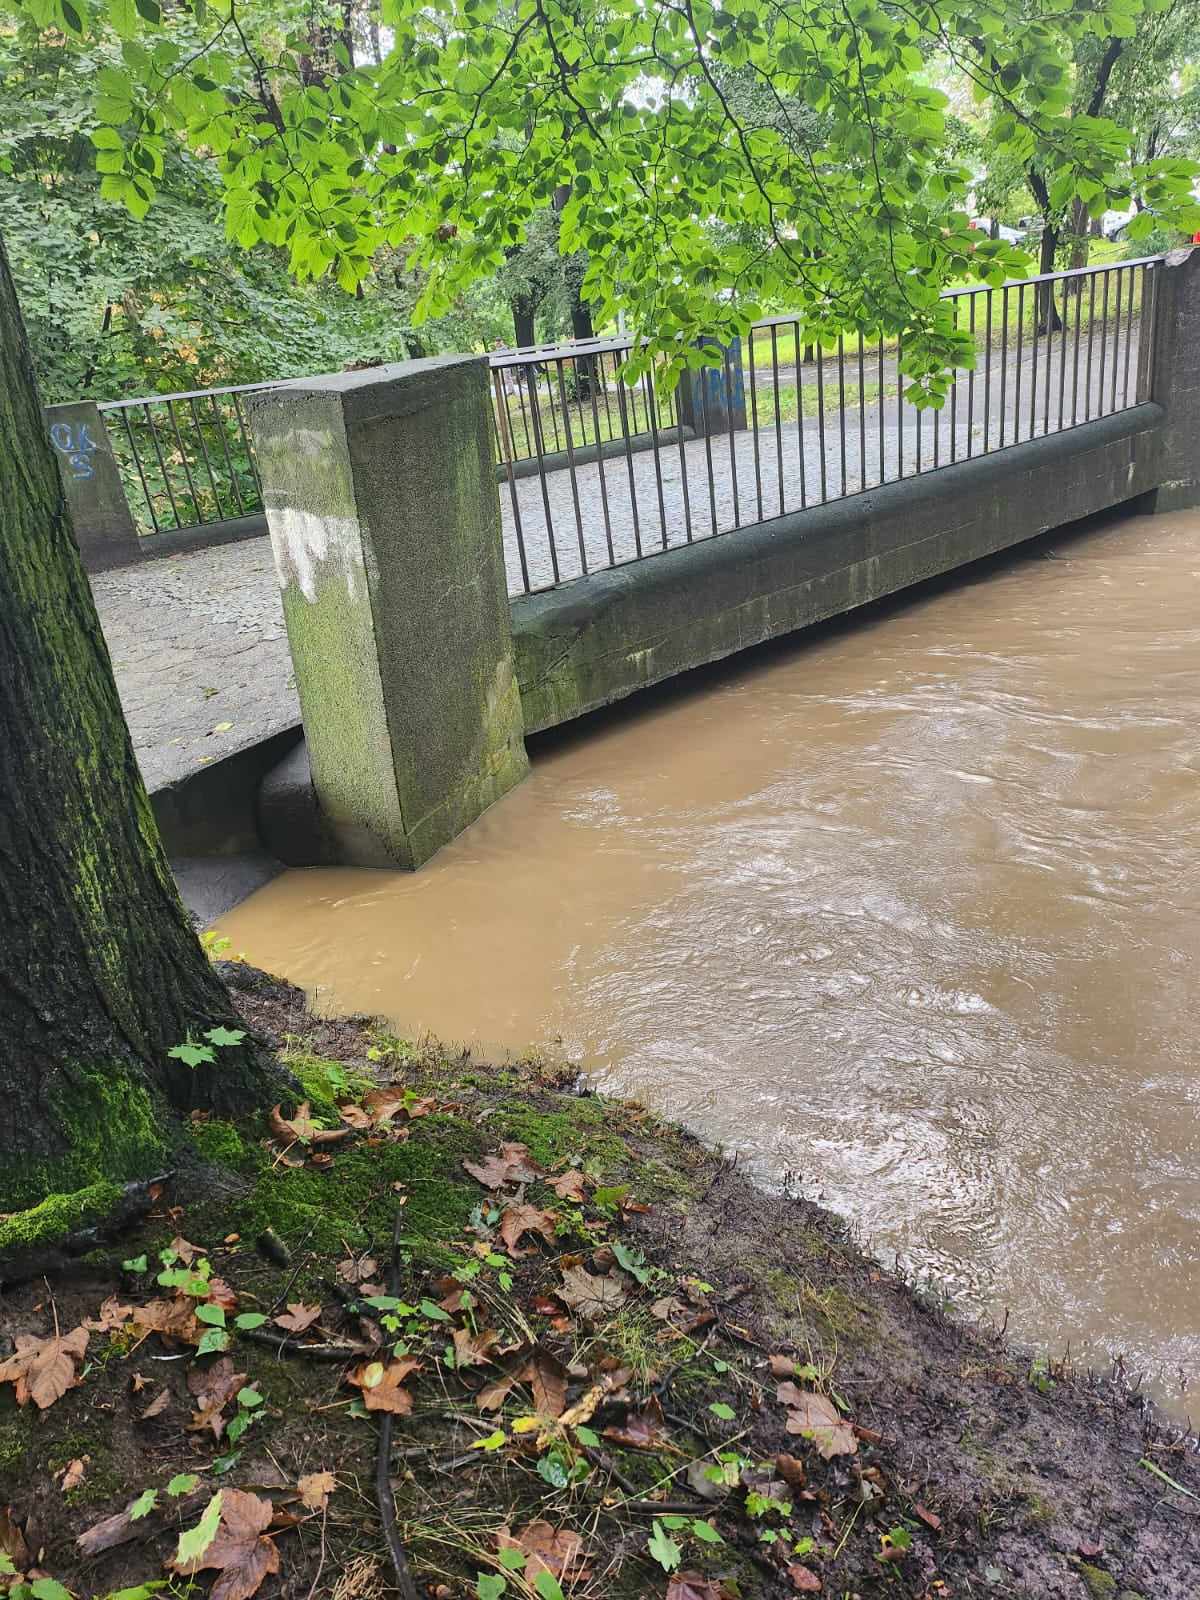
[49,419,100,481]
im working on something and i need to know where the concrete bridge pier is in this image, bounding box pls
[244,357,528,869]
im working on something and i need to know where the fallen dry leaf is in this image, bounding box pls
[347,1358,421,1414]
[0,1326,89,1409]
[915,1503,941,1531]
[336,1256,380,1285]
[527,1352,568,1419]
[131,1297,201,1344]
[188,1358,247,1441]
[549,1169,587,1202]
[0,1505,30,1570]
[769,1353,796,1377]
[500,1202,558,1257]
[787,1564,822,1592]
[297,1472,336,1511]
[778,1387,857,1459]
[268,1102,352,1148]
[775,1453,808,1490]
[602,1396,668,1451]
[463,1141,543,1189]
[274,1303,322,1335]
[170,1488,280,1600]
[559,1367,632,1431]
[84,1296,134,1332]
[452,1326,500,1369]
[667,1575,736,1600]
[499,1521,589,1584]
[56,1457,88,1493]
[168,1235,205,1266]
[557,1265,626,1322]
[140,1387,172,1422]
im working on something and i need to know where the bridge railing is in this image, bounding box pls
[497,255,1161,597]
[75,255,1162,587]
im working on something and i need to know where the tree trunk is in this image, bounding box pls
[511,293,537,349]
[0,233,280,1211]
[1027,171,1063,334]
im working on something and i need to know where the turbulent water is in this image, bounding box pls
[217,506,1200,1414]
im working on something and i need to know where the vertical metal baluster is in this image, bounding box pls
[1084,272,1097,421]
[144,403,182,529]
[526,367,559,585]
[1071,275,1084,424]
[542,366,561,453]
[817,339,828,502]
[1110,269,1123,414]
[998,286,1009,448]
[504,377,521,457]
[1057,280,1069,430]
[932,352,940,469]
[645,365,670,548]
[554,359,588,577]
[188,397,225,520]
[599,349,616,444]
[1097,270,1110,416]
[209,397,247,515]
[878,337,885,484]
[1040,284,1053,437]
[1013,284,1024,444]
[915,375,923,475]
[967,296,976,457]
[1122,265,1136,405]
[896,336,904,479]
[514,364,532,460]
[795,322,808,510]
[857,333,866,490]
[700,362,718,536]
[1027,283,1038,440]
[723,344,741,529]
[495,371,530,593]
[837,334,847,498]
[772,327,785,515]
[118,407,158,532]
[165,400,203,523]
[675,367,694,544]
[749,324,763,522]
[983,290,993,451]
[583,369,615,569]
[1141,262,1159,401]
[617,367,644,559]
[950,299,958,464]
[230,393,261,499]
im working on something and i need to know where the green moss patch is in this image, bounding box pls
[0,1179,123,1255]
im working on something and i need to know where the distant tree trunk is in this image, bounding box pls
[512,293,537,349]
[1028,171,1063,333]
[0,233,281,1212]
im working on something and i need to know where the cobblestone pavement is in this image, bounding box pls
[95,329,1139,791]
[92,538,296,791]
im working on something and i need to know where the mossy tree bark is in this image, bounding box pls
[0,233,280,1211]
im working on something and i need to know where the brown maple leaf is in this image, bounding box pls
[526,1351,567,1419]
[346,1358,421,1414]
[452,1326,499,1369]
[168,1235,205,1266]
[557,1266,626,1323]
[336,1256,380,1285]
[131,1296,201,1344]
[463,1141,543,1189]
[0,1505,30,1570]
[667,1575,736,1600]
[549,1169,587,1202]
[787,1564,822,1592]
[268,1102,352,1147]
[56,1457,88,1493]
[140,1387,172,1422]
[297,1471,336,1511]
[170,1488,280,1600]
[602,1396,667,1451]
[273,1303,322,1335]
[0,1326,89,1409]
[84,1296,134,1332]
[500,1202,558,1257]
[778,1387,856,1458]
[499,1521,589,1584]
[188,1357,247,1441]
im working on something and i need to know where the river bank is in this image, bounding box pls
[1,964,1197,1600]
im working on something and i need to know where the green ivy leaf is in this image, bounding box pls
[174,1493,223,1568]
[709,1402,736,1421]
[195,1304,226,1327]
[476,1578,506,1600]
[204,1027,246,1047]
[166,1474,199,1498]
[196,1327,230,1355]
[533,1574,564,1600]
[129,1489,158,1521]
[647,1520,682,1573]
[692,1519,723,1543]
[234,1313,268,1330]
[167,1041,217,1069]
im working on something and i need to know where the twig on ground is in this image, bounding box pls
[376,1207,421,1600]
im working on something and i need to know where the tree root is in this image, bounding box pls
[0,1173,173,1286]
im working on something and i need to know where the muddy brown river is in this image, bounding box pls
[217,506,1200,1414]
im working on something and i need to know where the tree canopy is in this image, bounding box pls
[8,0,1200,398]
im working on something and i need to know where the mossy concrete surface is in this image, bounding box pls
[245,358,528,870]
